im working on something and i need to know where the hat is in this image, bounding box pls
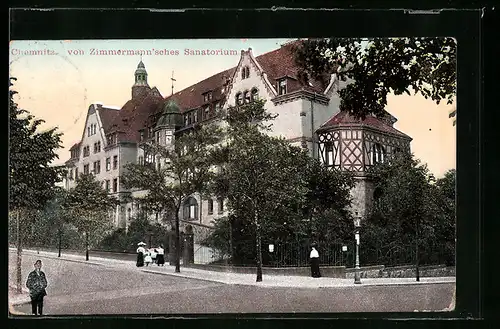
[34,260,42,265]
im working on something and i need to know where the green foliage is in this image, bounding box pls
[207,101,355,265]
[122,123,223,219]
[9,77,65,212]
[363,153,456,266]
[97,215,170,253]
[293,38,456,121]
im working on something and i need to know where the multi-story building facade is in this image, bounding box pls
[64,41,412,243]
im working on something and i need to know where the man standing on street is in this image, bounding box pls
[26,259,48,316]
[310,245,321,278]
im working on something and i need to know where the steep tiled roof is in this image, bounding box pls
[319,111,411,139]
[97,107,120,132]
[161,40,328,114]
[162,67,236,114]
[69,142,80,151]
[108,90,164,143]
[255,41,327,94]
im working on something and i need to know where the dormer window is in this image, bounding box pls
[278,79,287,95]
[140,130,144,142]
[203,91,213,103]
[236,92,243,106]
[242,66,250,79]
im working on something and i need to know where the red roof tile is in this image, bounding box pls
[319,111,411,139]
[109,90,164,143]
[255,41,327,94]
[163,67,236,113]
[97,107,120,132]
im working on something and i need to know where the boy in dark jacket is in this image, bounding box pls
[26,259,48,316]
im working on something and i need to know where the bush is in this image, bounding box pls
[96,215,170,253]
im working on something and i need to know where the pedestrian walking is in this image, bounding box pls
[136,242,146,267]
[156,245,165,266]
[310,245,321,278]
[26,259,48,316]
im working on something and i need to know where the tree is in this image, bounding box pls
[210,100,355,280]
[122,123,222,273]
[365,152,452,280]
[293,38,456,123]
[64,173,118,260]
[9,77,64,293]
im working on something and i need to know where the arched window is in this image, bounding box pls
[251,88,259,101]
[236,92,243,106]
[371,143,385,165]
[183,197,198,220]
[244,90,251,104]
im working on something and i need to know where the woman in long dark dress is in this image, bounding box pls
[156,245,165,266]
[136,245,145,267]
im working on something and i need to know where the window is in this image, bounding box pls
[165,132,172,144]
[156,131,161,144]
[214,102,220,111]
[241,66,250,79]
[183,197,198,220]
[83,146,90,157]
[69,169,73,180]
[371,143,385,165]
[145,153,155,165]
[113,178,118,192]
[193,110,198,123]
[236,92,243,106]
[157,161,161,171]
[83,164,89,174]
[278,79,287,95]
[105,180,110,192]
[204,106,210,120]
[88,126,91,137]
[138,156,144,165]
[148,127,153,138]
[93,160,101,174]
[322,143,337,167]
[106,157,111,171]
[208,199,213,215]
[184,114,188,126]
[208,92,212,101]
[140,130,144,142]
[244,90,251,104]
[75,168,79,178]
[218,198,224,214]
[113,155,118,170]
[251,88,259,101]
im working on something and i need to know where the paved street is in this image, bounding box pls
[9,250,455,314]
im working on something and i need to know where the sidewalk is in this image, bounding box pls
[11,248,456,289]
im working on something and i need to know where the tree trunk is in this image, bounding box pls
[415,218,420,282]
[229,219,233,264]
[85,231,89,261]
[16,210,22,294]
[58,227,62,257]
[254,208,262,282]
[175,212,181,273]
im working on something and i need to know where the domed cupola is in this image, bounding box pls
[132,60,150,98]
[155,100,183,130]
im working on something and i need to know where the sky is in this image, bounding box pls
[9,39,456,178]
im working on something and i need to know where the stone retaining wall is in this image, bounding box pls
[345,264,456,279]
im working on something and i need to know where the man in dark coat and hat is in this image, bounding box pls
[26,259,48,316]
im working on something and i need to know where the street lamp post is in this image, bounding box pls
[354,215,361,284]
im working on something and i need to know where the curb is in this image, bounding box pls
[13,249,456,289]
